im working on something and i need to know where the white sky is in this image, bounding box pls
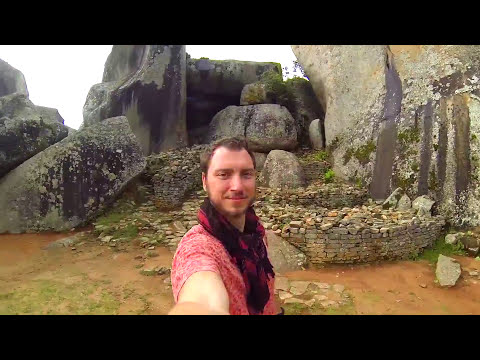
[0,45,301,130]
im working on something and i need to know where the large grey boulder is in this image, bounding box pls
[266,230,307,274]
[309,119,324,150]
[436,254,461,287]
[0,93,68,178]
[82,45,187,155]
[0,58,28,97]
[382,187,403,209]
[292,45,480,227]
[0,116,145,233]
[206,104,297,152]
[187,58,281,142]
[260,150,306,189]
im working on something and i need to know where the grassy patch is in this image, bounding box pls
[324,168,335,183]
[304,150,328,163]
[0,279,120,315]
[416,236,466,264]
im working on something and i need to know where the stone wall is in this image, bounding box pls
[146,145,207,210]
[262,206,445,265]
[257,182,368,209]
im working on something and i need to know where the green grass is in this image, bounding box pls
[0,279,120,315]
[324,169,335,183]
[416,236,466,264]
[305,150,328,162]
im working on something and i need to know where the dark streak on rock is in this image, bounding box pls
[436,98,448,203]
[418,100,433,195]
[452,94,471,203]
[370,49,402,200]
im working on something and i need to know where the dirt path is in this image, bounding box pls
[1,232,479,315]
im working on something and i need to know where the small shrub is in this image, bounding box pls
[324,169,335,183]
[416,236,466,264]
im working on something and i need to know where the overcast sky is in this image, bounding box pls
[0,45,301,130]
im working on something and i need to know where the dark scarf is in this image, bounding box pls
[197,198,275,314]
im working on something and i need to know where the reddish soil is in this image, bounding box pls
[1,232,479,315]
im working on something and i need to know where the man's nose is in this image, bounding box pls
[229,174,244,191]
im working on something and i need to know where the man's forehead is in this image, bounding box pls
[209,147,254,170]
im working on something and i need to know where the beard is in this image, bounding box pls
[205,186,256,220]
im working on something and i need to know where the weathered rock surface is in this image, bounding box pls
[292,45,480,227]
[186,58,280,139]
[283,77,325,146]
[0,58,28,97]
[0,93,68,178]
[396,194,412,211]
[436,254,461,287]
[240,82,273,105]
[412,195,435,217]
[265,230,307,273]
[309,119,324,150]
[83,45,187,155]
[253,152,267,171]
[260,150,306,189]
[206,104,297,152]
[0,116,145,233]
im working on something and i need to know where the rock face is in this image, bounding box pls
[0,116,145,233]
[83,45,187,155]
[0,59,28,97]
[260,150,306,189]
[186,58,280,143]
[309,119,324,150]
[436,254,461,287]
[284,78,325,146]
[0,93,68,178]
[265,230,307,273]
[292,45,480,226]
[206,104,297,152]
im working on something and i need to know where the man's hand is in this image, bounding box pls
[168,271,230,315]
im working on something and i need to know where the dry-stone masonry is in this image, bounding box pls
[146,145,207,210]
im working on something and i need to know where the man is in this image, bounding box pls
[169,137,279,315]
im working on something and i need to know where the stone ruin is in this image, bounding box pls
[7,44,480,266]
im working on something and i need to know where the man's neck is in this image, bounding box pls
[226,214,246,233]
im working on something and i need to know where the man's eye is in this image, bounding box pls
[217,173,228,178]
[243,172,254,178]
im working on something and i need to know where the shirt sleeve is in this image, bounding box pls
[171,232,221,303]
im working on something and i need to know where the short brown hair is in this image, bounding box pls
[200,137,256,174]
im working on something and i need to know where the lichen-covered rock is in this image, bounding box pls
[253,152,267,171]
[0,93,68,178]
[187,58,281,141]
[206,104,297,152]
[436,254,461,287]
[260,150,306,189]
[412,195,435,217]
[292,45,480,227]
[396,194,412,211]
[382,187,403,209]
[240,82,273,105]
[82,45,187,155]
[0,58,28,97]
[0,116,145,233]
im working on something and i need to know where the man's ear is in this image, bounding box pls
[202,172,207,192]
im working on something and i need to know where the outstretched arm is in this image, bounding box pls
[169,271,230,315]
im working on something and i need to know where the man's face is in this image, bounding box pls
[202,147,256,221]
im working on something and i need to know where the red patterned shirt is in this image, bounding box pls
[171,224,277,315]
